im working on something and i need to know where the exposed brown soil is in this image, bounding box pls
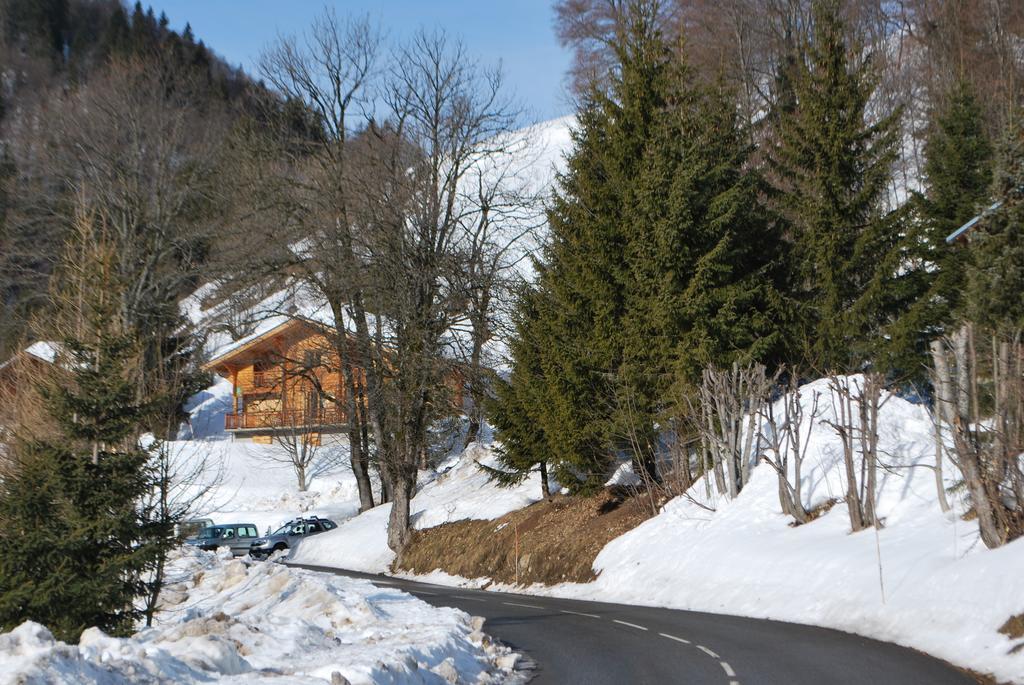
[395,487,658,586]
[789,497,839,527]
[999,613,1024,640]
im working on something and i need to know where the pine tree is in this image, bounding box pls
[486,286,552,498]
[967,115,1024,332]
[0,211,157,640]
[619,57,791,480]
[884,80,992,375]
[519,2,672,491]
[769,0,900,372]
[649,71,791,379]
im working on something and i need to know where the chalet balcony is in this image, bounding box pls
[224,408,346,431]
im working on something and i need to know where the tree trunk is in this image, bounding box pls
[928,339,952,513]
[464,414,481,448]
[349,425,375,512]
[540,460,551,498]
[387,472,416,554]
[463,329,484,449]
[955,438,1004,548]
[296,462,307,492]
[835,385,865,532]
[331,303,375,512]
[953,325,970,420]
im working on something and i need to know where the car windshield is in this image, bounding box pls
[197,527,221,539]
[272,523,295,536]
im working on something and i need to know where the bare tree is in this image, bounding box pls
[234,10,384,513]
[38,56,230,435]
[694,362,773,499]
[931,324,1023,548]
[139,439,224,627]
[265,410,348,492]
[235,12,523,553]
[825,373,888,532]
[928,338,953,513]
[449,126,547,447]
[759,372,819,524]
[370,28,521,553]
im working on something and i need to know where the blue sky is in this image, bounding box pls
[148,1,573,123]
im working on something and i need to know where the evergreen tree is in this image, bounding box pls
[635,67,791,385]
[885,80,992,375]
[967,115,1024,332]
[520,2,671,490]
[0,211,157,640]
[498,3,791,488]
[486,286,552,498]
[769,0,900,372]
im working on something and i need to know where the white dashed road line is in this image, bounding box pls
[697,645,720,659]
[503,601,545,609]
[613,619,649,631]
[377,577,743,684]
[658,632,691,644]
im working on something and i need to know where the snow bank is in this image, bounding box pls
[290,444,545,572]
[535,377,1024,683]
[0,548,521,684]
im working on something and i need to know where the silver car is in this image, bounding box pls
[249,516,337,559]
[186,523,260,556]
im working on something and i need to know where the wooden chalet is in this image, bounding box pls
[202,318,356,442]
[202,318,466,443]
[0,342,57,429]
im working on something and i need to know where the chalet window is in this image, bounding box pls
[253,360,274,388]
[303,350,322,369]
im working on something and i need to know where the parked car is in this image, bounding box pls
[186,523,260,556]
[249,516,338,559]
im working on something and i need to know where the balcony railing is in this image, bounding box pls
[224,408,347,431]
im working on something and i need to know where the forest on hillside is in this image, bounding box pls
[0,0,1022,643]
[496,0,1024,550]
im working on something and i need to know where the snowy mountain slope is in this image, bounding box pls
[0,548,521,684]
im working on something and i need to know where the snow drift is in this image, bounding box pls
[0,547,521,684]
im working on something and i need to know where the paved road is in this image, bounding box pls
[287,562,974,685]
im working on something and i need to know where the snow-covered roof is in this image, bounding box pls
[202,316,332,370]
[0,341,59,373]
[23,341,58,364]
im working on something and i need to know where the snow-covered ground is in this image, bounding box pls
[169,377,366,535]
[290,444,545,573]
[551,377,1024,683]
[0,548,521,684]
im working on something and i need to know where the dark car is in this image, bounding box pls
[186,523,260,556]
[249,516,337,559]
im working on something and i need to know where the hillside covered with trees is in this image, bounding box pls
[0,1,1022,682]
